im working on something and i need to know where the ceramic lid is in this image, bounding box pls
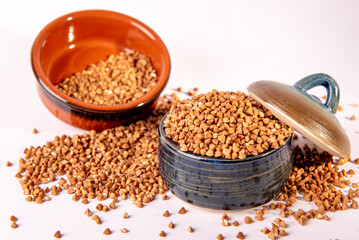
[247,73,351,159]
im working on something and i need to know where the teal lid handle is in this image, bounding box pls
[294,73,340,114]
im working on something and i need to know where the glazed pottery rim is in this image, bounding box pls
[159,113,293,163]
[31,9,171,113]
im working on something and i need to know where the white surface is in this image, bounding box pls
[1,0,359,239]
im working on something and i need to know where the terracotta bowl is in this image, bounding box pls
[158,113,293,210]
[31,10,170,131]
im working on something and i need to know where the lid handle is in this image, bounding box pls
[293,73,340,114]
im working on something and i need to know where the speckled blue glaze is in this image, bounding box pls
[158,113,293,210]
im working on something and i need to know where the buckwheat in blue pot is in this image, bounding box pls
[158,73,350,210]
[158,117,292,210]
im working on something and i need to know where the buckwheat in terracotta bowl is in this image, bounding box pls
[31,10,170,130]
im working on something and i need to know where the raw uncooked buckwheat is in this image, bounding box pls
[16,96,173,206]
[55,51,157,106]
[164,90,293,159]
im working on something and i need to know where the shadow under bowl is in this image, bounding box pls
[158,113,293,210]
[31,10,170,131]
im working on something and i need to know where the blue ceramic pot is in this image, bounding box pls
[158,113,293,210]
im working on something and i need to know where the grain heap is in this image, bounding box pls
[259,146,359,239]
[164,90,293,159]
[16,95,173,206]
[212,144,359,239]
[55,51,157,106]
[277,145,359,223]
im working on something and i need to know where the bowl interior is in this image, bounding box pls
[32,10,170,110]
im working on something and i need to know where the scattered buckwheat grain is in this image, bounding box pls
[103,228,111,235]
[54,230,62,238]
[279,229,288,236]
[267,231,275,240]
[255,214,263,221]
[244,216,253,224]
[159,230,166,237]
[84,208,92,217]
[72,194,80,201]
[272,223,279,235]
[163,210,170,217]
[162,193,169,200]
[11,222,18,229]
[351,199,358,209]
[261,227,270,234]
[109,201,116,209]
[96,204,103,211]
[222,219,230,226]
[222,213,229,220]
[102,205,109,212]
[178,207,187,214]
[236,231,245,239]
[134,201,143,208]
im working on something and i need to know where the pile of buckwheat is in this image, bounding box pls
[164,89,293,159]
[255,144,358,239]
[55,51,157,106]
[210,141,358,240]
[15,95,174,206]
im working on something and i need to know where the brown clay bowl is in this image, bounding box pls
[31,10,170,131]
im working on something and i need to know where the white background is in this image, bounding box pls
[1,0,359,239]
